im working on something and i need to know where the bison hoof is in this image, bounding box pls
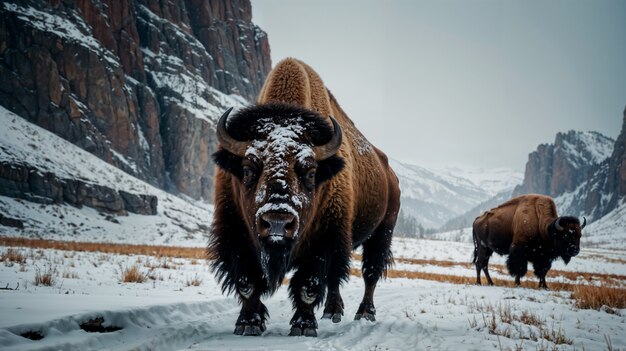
[234,324,265,336]
[289,311,317,337]
[234,313,266,336]
[354,302,376,321]
[354,312,376,322]
[322,312,343,323]
[289,326,317,337]
[354,302,376,322]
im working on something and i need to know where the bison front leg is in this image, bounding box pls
[506,245,528,287]
[356,219,395,321]
[322,247,350,323]
[532,259,552,290]
[288,256,329,337]
[322,285,344,323]
[234,277,268,336]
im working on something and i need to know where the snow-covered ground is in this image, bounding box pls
[1,238,624,351]
[583,200,626,248]
[0,105,216,247]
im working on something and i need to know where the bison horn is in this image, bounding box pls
[313,116,343,160]
[581,216,586,229]
[216,107,248,157]
[555,217,564,231]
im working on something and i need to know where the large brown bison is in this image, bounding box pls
[472,194,585,289]
[209,58,400,336]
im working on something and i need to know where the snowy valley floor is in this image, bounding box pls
[0,237,624,351]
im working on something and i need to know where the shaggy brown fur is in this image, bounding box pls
[472,194,584,289]
[210,58,400,336]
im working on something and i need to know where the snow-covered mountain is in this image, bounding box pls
[435,167,523,196]
[390,159,522,229]
[440,128,620,234]
[0,105,214,247]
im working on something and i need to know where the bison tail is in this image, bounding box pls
[471,228,478,264]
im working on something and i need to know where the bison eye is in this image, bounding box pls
[243,167,254,178]
[242,165,257,187]
[302,169,316,190]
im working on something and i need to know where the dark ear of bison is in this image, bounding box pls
[316,155,345,187]
[213,149,243,179]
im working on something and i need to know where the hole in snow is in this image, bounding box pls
[80,317,123,333]
[20,330,44,340]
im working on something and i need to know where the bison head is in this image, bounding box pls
[213,104,345,291]
[549,216,585,263]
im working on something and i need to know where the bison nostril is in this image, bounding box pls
[285,218,296,232]
[260,218,271,230]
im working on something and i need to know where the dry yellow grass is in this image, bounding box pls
[34,266,55,286]
[121,265,146,283]
[571,284,626,310]
[0,236,205,259]
[354,253,626,287]
[519,309,544,327]
[1,248,26,264]
[351,267,576,291]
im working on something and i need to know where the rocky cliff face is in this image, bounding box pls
[604,107,626,209]
[513,131,614,198]
[0,161,157,216]
[0,0,270,202]
[512,112,626,222]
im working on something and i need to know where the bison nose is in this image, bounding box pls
[258,212,297,242]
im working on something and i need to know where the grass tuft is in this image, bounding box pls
[2,248,26,265]
[121,265,146,283]
[34,265,56,286]
[519,310,544,327]
[185,274,202,287]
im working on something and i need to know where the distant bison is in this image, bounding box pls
[209,58,400,336]
[472,194,585,289]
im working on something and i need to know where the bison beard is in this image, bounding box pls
[260,241,293,294]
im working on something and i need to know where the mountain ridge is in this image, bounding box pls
[391,159,522,229]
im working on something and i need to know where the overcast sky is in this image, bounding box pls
[250,0,626,171]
